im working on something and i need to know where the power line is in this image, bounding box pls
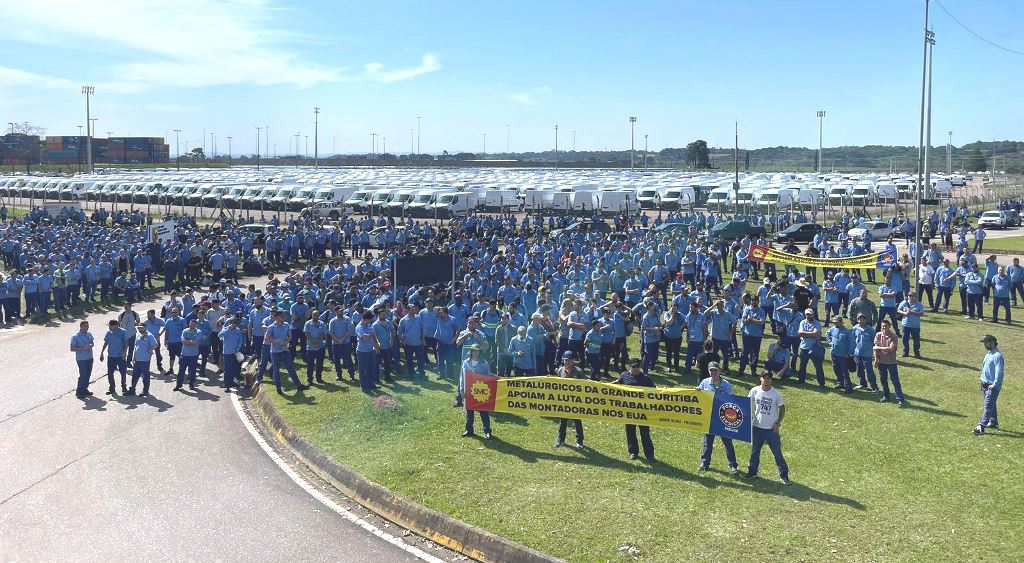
[935,0,1024,56]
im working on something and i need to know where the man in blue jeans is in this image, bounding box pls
[797,308,825,386]
[974,335,1004,435]
[99,319,130,396]
[355,310,381,393]
[745,371,790,485]
[266,311,308,394]
[70,321,95,398]
[697,362,739,474]
[896,292,924,358]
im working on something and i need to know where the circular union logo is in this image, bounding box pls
[718,402,743,429]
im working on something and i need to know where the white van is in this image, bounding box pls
[482,189,521,212]
[931,179,953,197]
[598,190,639,216]
[875,183,898,203]
[407,189,450,217]
[755,188,794,212]
[734,187,763,212]
[706,187,735,212]
[636,186,666,209]
[660,186,695,210]
[386,188,419,213]
[345,189,373,213]
[850,184,876,206]
[431,191,478,218]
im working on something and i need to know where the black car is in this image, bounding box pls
[773,222,824,243]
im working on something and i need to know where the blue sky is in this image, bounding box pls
[0,0,1021,155]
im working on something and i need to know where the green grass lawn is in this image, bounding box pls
[986,235,1024,253]
[268,286,1023,562]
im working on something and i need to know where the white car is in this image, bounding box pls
[978,211,1006,229]
[847,220,893,241]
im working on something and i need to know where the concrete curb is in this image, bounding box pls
[247,386,562,563]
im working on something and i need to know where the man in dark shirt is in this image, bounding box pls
[793,278,814,314]
[695,340,720,384]
[611,359,656,462]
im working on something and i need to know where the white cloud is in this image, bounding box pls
[509,92,538,105]
[0,1,437,92]
[364,54,441,83]
[0,66,74,89]
[508,87,552,105]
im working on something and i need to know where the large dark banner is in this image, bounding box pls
[394,253,455,286]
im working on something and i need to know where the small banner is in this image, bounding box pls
[464,372,753,442]
[749,243,896,269]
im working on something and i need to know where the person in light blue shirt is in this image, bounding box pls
[797,309,825,386]
[704,300,736,373]
[372,308,396,383]
[433,307,458,379]
[289,296,311,355]
[265,312,307,394]
[640,301,662,375]
[399,304,427,379]
[876,278,901,336]
[682,302,707,375]
[974,335,1004,435]
[661,303,684,371]
[1008,257,1024,306]
[303,311,328,385]
[934,259,956,313]
[896,293,924,358]
[176,319,202,391]
[130,323,159,396]
[328,305,355,380]
[509,325,536,375]
[164,309,187,374]
[100,319,130,395]
[737,295,764,378]
[219,317,246,390]
[822,273,840,325]
[355,311,381,392]
[990,265,1011,324]
[851,314,879,392]
[696,362,739,474]
[825,316,854,392]
[964,263,985,319]
[70,321,96,397]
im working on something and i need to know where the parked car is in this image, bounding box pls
[998,210,1020,227]
[773,222,825,243]
[847,220,894,241]
[705,220,767,241]
[978,210,1007,229]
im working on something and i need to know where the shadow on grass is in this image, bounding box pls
[483,436,865,509]
[915,356,976,371]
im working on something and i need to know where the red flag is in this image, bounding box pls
[464,371,498,412]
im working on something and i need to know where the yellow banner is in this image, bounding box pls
[464,373,754,441]
[749,244,895,269]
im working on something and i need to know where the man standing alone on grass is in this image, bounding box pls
[745,371,789,485]
[974,335,1004,435]
[697,362,739,474]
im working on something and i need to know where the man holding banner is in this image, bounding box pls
[697,362,739,474]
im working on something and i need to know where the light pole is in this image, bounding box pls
[255,126,262,171]
[210,132,215,161]
[296,132,302,158]
[314,107,320,169]
[81,85,94,172]
[572,130,576,153]
[947,130,953,174]
[227,136,232,167]
[816,110,826,173]
[410,129,414,156]
[629,116,636,170]
[483,133,486,156]
[506,124,510,154]
[382,137,386,159]
[264,125,270,161]
[644,134,649,171]
[370,133,376,160]
[77,125,83,172]
[915,0,933,294]
[416,116,421,155]
[554,125,558,169]
[173,129,181,171]
[305,135,309,158]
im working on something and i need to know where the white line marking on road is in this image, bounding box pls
[230,392,445,563]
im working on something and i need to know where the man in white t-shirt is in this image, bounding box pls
[916,257,936,310]
[745,371,790,484]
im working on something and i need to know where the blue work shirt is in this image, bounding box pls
[852,325,875,358]
[133,333,158,362]
[980,349,1004,390]
[798,319,822,350]
[355,322,377,353]
[104,328,129,359]
[165,316,187,344]
[304,320,328,351]
[180,328,201,357]
[826,326,853,356]
[71,332,94,361]
[265,323,291,354]
[219,326,245,355]
[897,300,924,329]
[708,309,735,341]
[740,305,764,337]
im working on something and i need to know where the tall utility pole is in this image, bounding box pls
[644,134,649,171]
[572,130,576,152]
[506,124,510,154]
[82,85,95,172]
[313,107,320,169]
[915,0,933,294]
[296,132,302,158]
[173,129,181,172]
[264,125,270,162]
[947,130,953,174]
[816,110,826,173]
[482,133,487,156]
[554,125,559,169]
[410,129,414,155]
[629,116,636,170]
[416,116,422,155]
[734,122,740,203]
[226,136,232,166]
[305,135,309,158]
[210,132,215,161]
[370,133,376,160]
[381,137,386,159]
[255,126,262,171]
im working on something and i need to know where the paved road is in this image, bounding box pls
[0,292,428,562]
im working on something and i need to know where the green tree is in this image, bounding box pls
[685,140,710,168]
[965,148,987,171]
